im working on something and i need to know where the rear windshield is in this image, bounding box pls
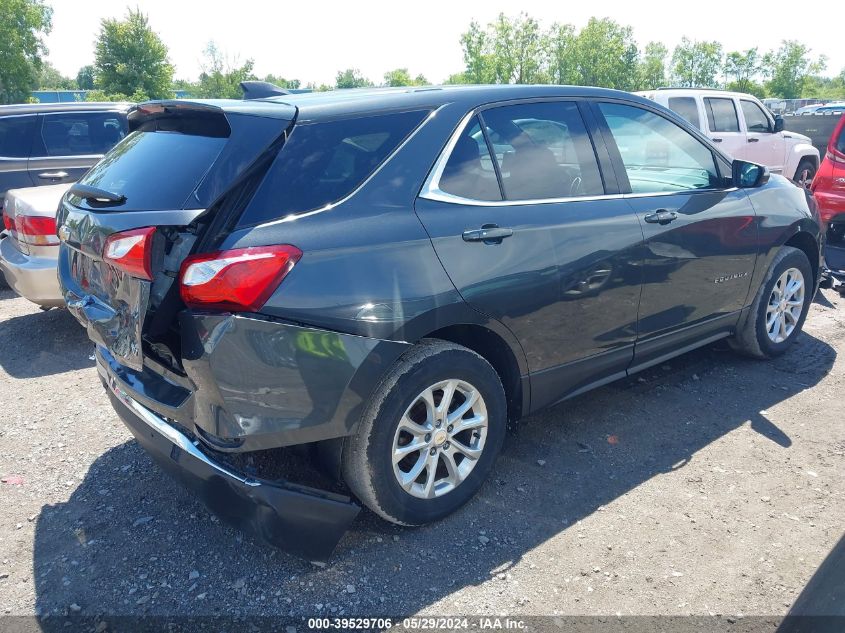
[237,109,429,226]
[72,130,226,211]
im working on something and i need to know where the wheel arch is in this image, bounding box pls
[784,229,821,286]
[424,323,527,425]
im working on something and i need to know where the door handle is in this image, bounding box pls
[644,210,678,225]
[462,225,514,243]
[711,138,723,143]
[37,171,69,179]
[747,138,759,143]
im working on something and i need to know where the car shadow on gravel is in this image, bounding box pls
[0,308,93,378]
[31,333,836,619]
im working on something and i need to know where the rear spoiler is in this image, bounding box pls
[128,99,296,132]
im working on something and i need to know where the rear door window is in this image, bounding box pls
[667,97,701,129]
[438,116,502,201]
[239,109,430,226]
[37,112,128,157]
[480,101,604,200]
[0,115,36,158]
[704,98,740,133]
[73,130,227,211]
[740,100,772,133]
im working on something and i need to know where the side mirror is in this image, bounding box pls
[773,115,785,133]
[733,160,770,188]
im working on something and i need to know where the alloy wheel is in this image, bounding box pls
[391,379,488,499]
[766,267,805,343]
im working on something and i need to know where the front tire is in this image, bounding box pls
[729,246,813,359]
[794,159,816,190]
[342,340,506,526]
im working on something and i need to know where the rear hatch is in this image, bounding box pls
[57,100,295,371]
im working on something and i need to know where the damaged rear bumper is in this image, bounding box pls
[101,362,361,562]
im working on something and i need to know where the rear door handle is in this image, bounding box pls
[644,210,678,225]
[37,171,69,179]
[747,138,759,143]
[711,138,723,143]
[462,225,514,243]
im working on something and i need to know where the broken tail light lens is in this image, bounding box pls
[179,245,302,312]
[103,227,156,280]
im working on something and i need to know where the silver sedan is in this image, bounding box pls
[0,183,70,308]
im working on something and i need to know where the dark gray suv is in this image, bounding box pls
[0,102,129,199]
[57,87,823,561]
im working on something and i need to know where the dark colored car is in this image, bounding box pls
[0,102,130,199]
[56,87,823,561]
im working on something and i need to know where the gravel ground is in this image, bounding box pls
[0,275,843,621]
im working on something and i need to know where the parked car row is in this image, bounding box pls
[0,86,827,561]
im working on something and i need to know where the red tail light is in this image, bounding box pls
[14,215,59,246]
[2,211,12,232]
[103,227,156,280]
[179,245,302,312]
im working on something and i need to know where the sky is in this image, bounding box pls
[44,0,844,86]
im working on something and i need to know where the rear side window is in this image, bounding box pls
[0,115,36,158]
[439,116,502,201]
[37,112,128,157]
[704,98,740,133]
[740,100,771,133]
[667,97,701,129]
[239,109,429,225]
[481,101,604,200]
[76,131,227,211]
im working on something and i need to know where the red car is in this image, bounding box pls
[811,113,845,243]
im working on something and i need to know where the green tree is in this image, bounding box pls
[571,18,639,90]
[490,12,546,83]
[764,41,826,99]
[443,72,470,85]
[335,68,372,89]
[801,72,845,100]
[194,42,256,98]
[0,0,53,104]
[546,23,577,85]
[638,42,668,90]
[671,37,723,87]
[724,48,762,93]
[459,20,496,83]
[383,68,427,87]
[76,64,95,90]
[85,89,130,102]
[262,74,301,90]
[38,61,75,89]
[94,8,174,100]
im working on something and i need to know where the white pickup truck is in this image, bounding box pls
[637,88,820,188]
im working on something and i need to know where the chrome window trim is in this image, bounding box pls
[420,99,740,207]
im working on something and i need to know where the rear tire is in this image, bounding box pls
[794,159,816,190]
[342,339,506,526]
[729,246,813,359]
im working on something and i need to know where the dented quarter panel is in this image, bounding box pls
[179,312,411,451]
